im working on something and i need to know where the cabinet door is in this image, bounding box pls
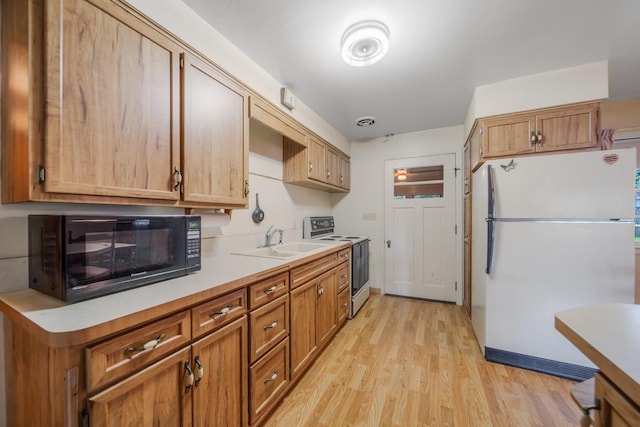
[308,137,326,182]
[595,372,640,427]
[535,104,598,152]
[88,347,192,426]
[289,280,318,381]
[483,114,535,158]
[339,156,351,189]
[469,121,484,171]
[316,268,338,348]
[326,149,340,186]
[191,316,248,427]
[44,0,181,200]
[182,53,249,205]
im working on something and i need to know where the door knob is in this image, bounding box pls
[386,240,391,248]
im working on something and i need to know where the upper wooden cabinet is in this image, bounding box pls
[182,53,249,206]
[481,102,599,159]
[248,94,351,194]
[1,0,248,209]
[249,96,307,146]
[283,135,351,193]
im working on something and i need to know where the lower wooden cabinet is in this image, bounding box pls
[316,269,338,348]
[88,316,248,427]
[290,278,319,381]
[191,317,248,427]
[594,372,640,426]
[249,337,290,424]
[88,347,193,426]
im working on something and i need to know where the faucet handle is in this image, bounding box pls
[278,229,284,244]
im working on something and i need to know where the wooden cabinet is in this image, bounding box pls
[283,136,351,193]
[247,274,290,426]
[482,102,599,159]
[88,347,192,426]
[182,53,249,206]
[249,95,307,146]
[339,156,351,189]
[463,193,472,318]
[594,372,640,427]
[1,0,248,210]
[191,317,248,427]
[289,278,319,381]
[86,295,249,427]
[289,253,342,383]
[316,269,338,348]
[338,287,350,325]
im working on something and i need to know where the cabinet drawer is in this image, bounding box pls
[338,288,350,324]
[290,253,337,289]
[248,272,289,309]
[337,247,350,264]
[192,288,247,338]
[249,337,289,424]
[249,294,289,363]
[86,310,191,391]
[337,262,350,292]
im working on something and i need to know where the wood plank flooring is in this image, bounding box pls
[264,294,580,426]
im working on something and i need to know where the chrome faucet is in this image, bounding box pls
[262,225,283,247]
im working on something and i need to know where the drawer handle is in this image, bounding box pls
[341,253,348,259]
[264,369,279,384]
[210,304,234,320]
[263,285,278,295]
[124,333,166,356]
[341,274,348,279]
[342,302,348,307]
[194,356,204,387]
[184,361,194,393]
[263,320,279,330]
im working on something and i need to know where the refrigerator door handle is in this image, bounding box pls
[486,165,496,274]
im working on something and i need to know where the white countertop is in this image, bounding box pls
[555,303,640,406]
[0,240,348,346]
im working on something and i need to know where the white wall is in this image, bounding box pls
[331,126,465,303]
[463,60,609,139]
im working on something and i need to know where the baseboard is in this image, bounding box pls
[485,347,596,381]
[370,287,381,295]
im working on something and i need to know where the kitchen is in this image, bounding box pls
[1,0,640,426]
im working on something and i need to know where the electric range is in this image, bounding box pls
[303,216,370,317]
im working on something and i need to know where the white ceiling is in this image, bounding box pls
[181,0,640,141]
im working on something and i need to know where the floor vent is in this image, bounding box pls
[485,347,596,381]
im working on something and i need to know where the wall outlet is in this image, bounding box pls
[362,212,376,221]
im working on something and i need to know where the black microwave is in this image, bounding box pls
[28,215,201,303]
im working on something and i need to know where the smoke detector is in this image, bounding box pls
[356,116,376,127]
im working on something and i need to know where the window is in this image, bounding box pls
[393,165,444,199]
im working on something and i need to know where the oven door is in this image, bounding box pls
[351,239,370,296]
[64,216,188,301]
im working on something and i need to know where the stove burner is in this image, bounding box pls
[320,238,336,241]
[345,236,361,239]
[330,235,344,238]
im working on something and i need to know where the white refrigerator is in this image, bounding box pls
[471,149,636,380]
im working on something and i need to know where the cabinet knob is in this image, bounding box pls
[210,304,234,320]
[124,333,166,356]
[263,320,279,330]
[244,180,250,197]
[184,361,195,393]
[264,369,279,383]
[386,239,391,248]
[173,167,183,192]
[194,356,204,387]
[530,131,537,147]
[309,162,313,172]
[536,131,543,146]
[327,170,331,178]
[263,285,278,295]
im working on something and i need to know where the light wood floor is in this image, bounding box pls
[264,294,580,427]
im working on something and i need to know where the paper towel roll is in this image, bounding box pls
[198,212,231,237]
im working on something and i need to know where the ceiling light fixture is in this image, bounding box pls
[355,116,376,127]
[341,20,390,67]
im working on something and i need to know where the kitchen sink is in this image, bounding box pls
[232,242,330,260]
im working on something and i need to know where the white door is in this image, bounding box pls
[384,154,457,301]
